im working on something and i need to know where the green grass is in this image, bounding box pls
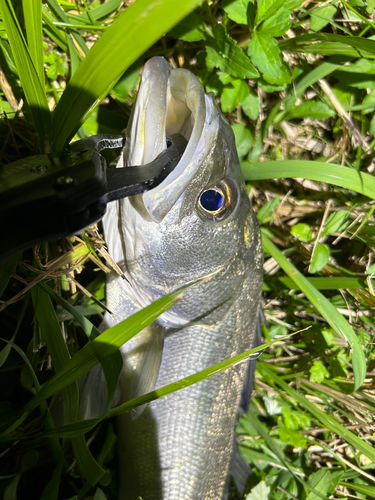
[1,0,375,499]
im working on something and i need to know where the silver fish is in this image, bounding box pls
[100,56,263,499]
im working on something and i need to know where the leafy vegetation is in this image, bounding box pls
[1,0,375,499]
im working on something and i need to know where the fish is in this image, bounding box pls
[99,56,263,499]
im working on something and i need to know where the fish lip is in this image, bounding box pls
[122,57,220,223]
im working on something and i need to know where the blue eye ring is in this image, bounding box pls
[199,188,224,213]
[197,179,238,221]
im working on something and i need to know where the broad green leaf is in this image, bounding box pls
[245,481,270,500]
[310,242,330,273]
[278,424,307,448]
[258,78,287,93]
[366,263,375,275]
[321,210,350,237]
[310,5,337,32]
[4,473,22,500]
[231,123,253,159]
[205,24,259,79]
[93,488,107,500]
[44,50,69,80]
[248,31,282,83]
[40,464,62,500]
[0,0,51,146]
[291,223,313,241]
[308,469,344,500]
[168,12,209,41]
[241,88,260,120]
[259,2,301,36]
[286,100,336,120]
[221,79,249,112]
[261,237,366,390]
[22,0,44,86]
[281,407,310,430]
[52,0,204,151]
[256,0,301,24]
[223,0,253,25]
[331,83,357,109]
[217,71,234,84]
[241,160,375,201]
[309,360,330,383]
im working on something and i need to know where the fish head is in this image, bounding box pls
[104,57,262,328]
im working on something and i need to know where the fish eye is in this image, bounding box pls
[197,179,238,221]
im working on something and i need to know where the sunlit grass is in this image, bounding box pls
[0,0,375,498]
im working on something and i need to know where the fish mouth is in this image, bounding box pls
[120,57,217,223]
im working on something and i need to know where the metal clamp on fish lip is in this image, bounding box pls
[0,133,187,259]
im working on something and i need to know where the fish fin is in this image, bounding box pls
[77,364,121,420]
[50,364,121,424]
[119,321,164,419]
[241,311,264,412]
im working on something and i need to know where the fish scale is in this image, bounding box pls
[97,57,263,499]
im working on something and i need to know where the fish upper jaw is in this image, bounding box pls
[120,57,221,223]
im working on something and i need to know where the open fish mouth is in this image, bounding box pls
[119,57,218,223]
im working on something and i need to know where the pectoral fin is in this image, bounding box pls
[119,321,164,419]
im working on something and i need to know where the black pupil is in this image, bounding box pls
[200,189,224,212]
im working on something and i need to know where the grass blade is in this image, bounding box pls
[33,335,292,437]
[31,286,79,425]
[45,0,88,55]
[42,5,69,53]
[108,336,287,418]
[0,0,51,147]
[38,281,123,417]
[0,286,183,438]
[242,160,375,201]
[262,235,366,390]
[31,286,106,486]
[22,0,44,85]
[78,0,123,22]
[51,0,203,151]
[263,276,367,292]
[0,253,19,298]
[279,33,375,57]
[260,362,375,462]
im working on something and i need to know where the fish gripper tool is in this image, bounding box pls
[0,133,188,258]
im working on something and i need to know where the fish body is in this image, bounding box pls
[101,57,263,499]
